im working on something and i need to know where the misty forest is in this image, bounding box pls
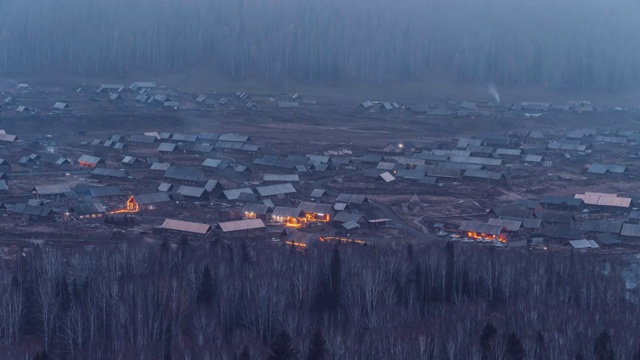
[0,241,639,359]
[1,0,640,91]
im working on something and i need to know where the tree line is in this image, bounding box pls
[0,239,639,359]
[0,0,638,91]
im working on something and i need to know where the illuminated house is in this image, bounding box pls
[297,202,333,222]
[69,203,106,220]
[458,221,507,242]
[243,203,270,220]
[132,193,171,210]
[77,155,105,169]
[271,207,304,227]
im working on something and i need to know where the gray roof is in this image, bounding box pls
[396,168,425,180]
[177,185,207,198]
[538,211,575,224]
[621,223,640,237]
[524,155,543,162]
[53,102,70,109]
[587,163,627,174]
[500,216,542,229]
[151,162,171,171]
[463,169,504,181]
[298,202,333,215]
[278,101,299,108]
[271,207,303,219]
[495,148,522,156]
[216,219,265,233]
[91,168,127,178]
[342,221,360,230]
[134,192,171,205]
[71,203,106,216]
[310,189,326,198]
[172,134,198,142]
[88,186,122,198]
[198,133,220,141]
[547,142,587,151]
[306,154,330,164]
[449,156,502,167]
[157,183,173,192]
[487,218,522,232]
[425,167,462,179]
[256,183,296,197]
[459,221,504,236]
[439,162,484,171]
[336,193,367,204]
[333,212,362,223]
[542,226,584,240]
[34,184,72,195]
[204,180,220,192]
[218,133,249,142]
[164,167,207,182]
[263,174,299,182]
[243,203,270,215]
[467,145,493,154]
[541,196,583,207]
[568,240,600,249]
[128,134,156,144]
[78,155,103,165]
[202,158,223,168]
[13,203,53,217]
[581,220,623,234]
[457,138,482,148]
[158,143,177,152]
[595,233,622,245]
[223,188,254,200]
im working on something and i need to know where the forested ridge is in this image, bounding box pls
[1,0,639,91]
[0,240,639,359]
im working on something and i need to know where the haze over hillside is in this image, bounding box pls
[1,0,639,91]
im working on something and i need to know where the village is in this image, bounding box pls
[0,81,639,255]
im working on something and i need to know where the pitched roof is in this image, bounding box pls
[297,202,333,215]
[223,188,254,200]
[310,189,326,198]
[134,192,171,205]
[581,220,623,234]
[164,167,207,183]
[161,219,211,234]
[272,207,303,219]
[336,193,367,204]
[71,203,106,216]
[459,221,504,236]
[78,155,103,165]
[524,154,543,162]
[425,167,462,179]
[34,184,72,195]
[256,183,296,197]
[575,192,632,208]
[568,240,600,249]
[449,155,502,166]
[537,211,575,224]
[243,203,270,215]
[587,163,627,174]
[541,225,584,239]
[263,174,299,182]
[379,172,396,182]
[487,218,522,232]
[333,212,362,223]
[176,185,207,198]
[202,158,223,168]
[172,134,198,142]
[217,219,265,232]
[158,143,177,152]
[88,186,122,198]
[91,168,127,178]
[218,133,249,142]
[621,223,640,237]
[541,196,583,207]
[463,169,505,181]
[151,162,171,171]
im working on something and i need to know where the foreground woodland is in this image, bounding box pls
[0,239,639,359]
[1,0,639,91]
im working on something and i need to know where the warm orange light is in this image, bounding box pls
[284,241,307,248]
[465,231,507,243]
[320,236,365,245]
[109,196,140,214]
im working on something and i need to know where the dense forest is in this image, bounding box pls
[0,0,639,91]
[0,240,639,359]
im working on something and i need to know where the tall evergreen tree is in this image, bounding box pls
[594,330,615,360]
[480,323,497,360]
[328,248,342,311]
[196,264,214,306]
[505,332,525,360]
[306,329,326,360]
[268,330,297,360]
